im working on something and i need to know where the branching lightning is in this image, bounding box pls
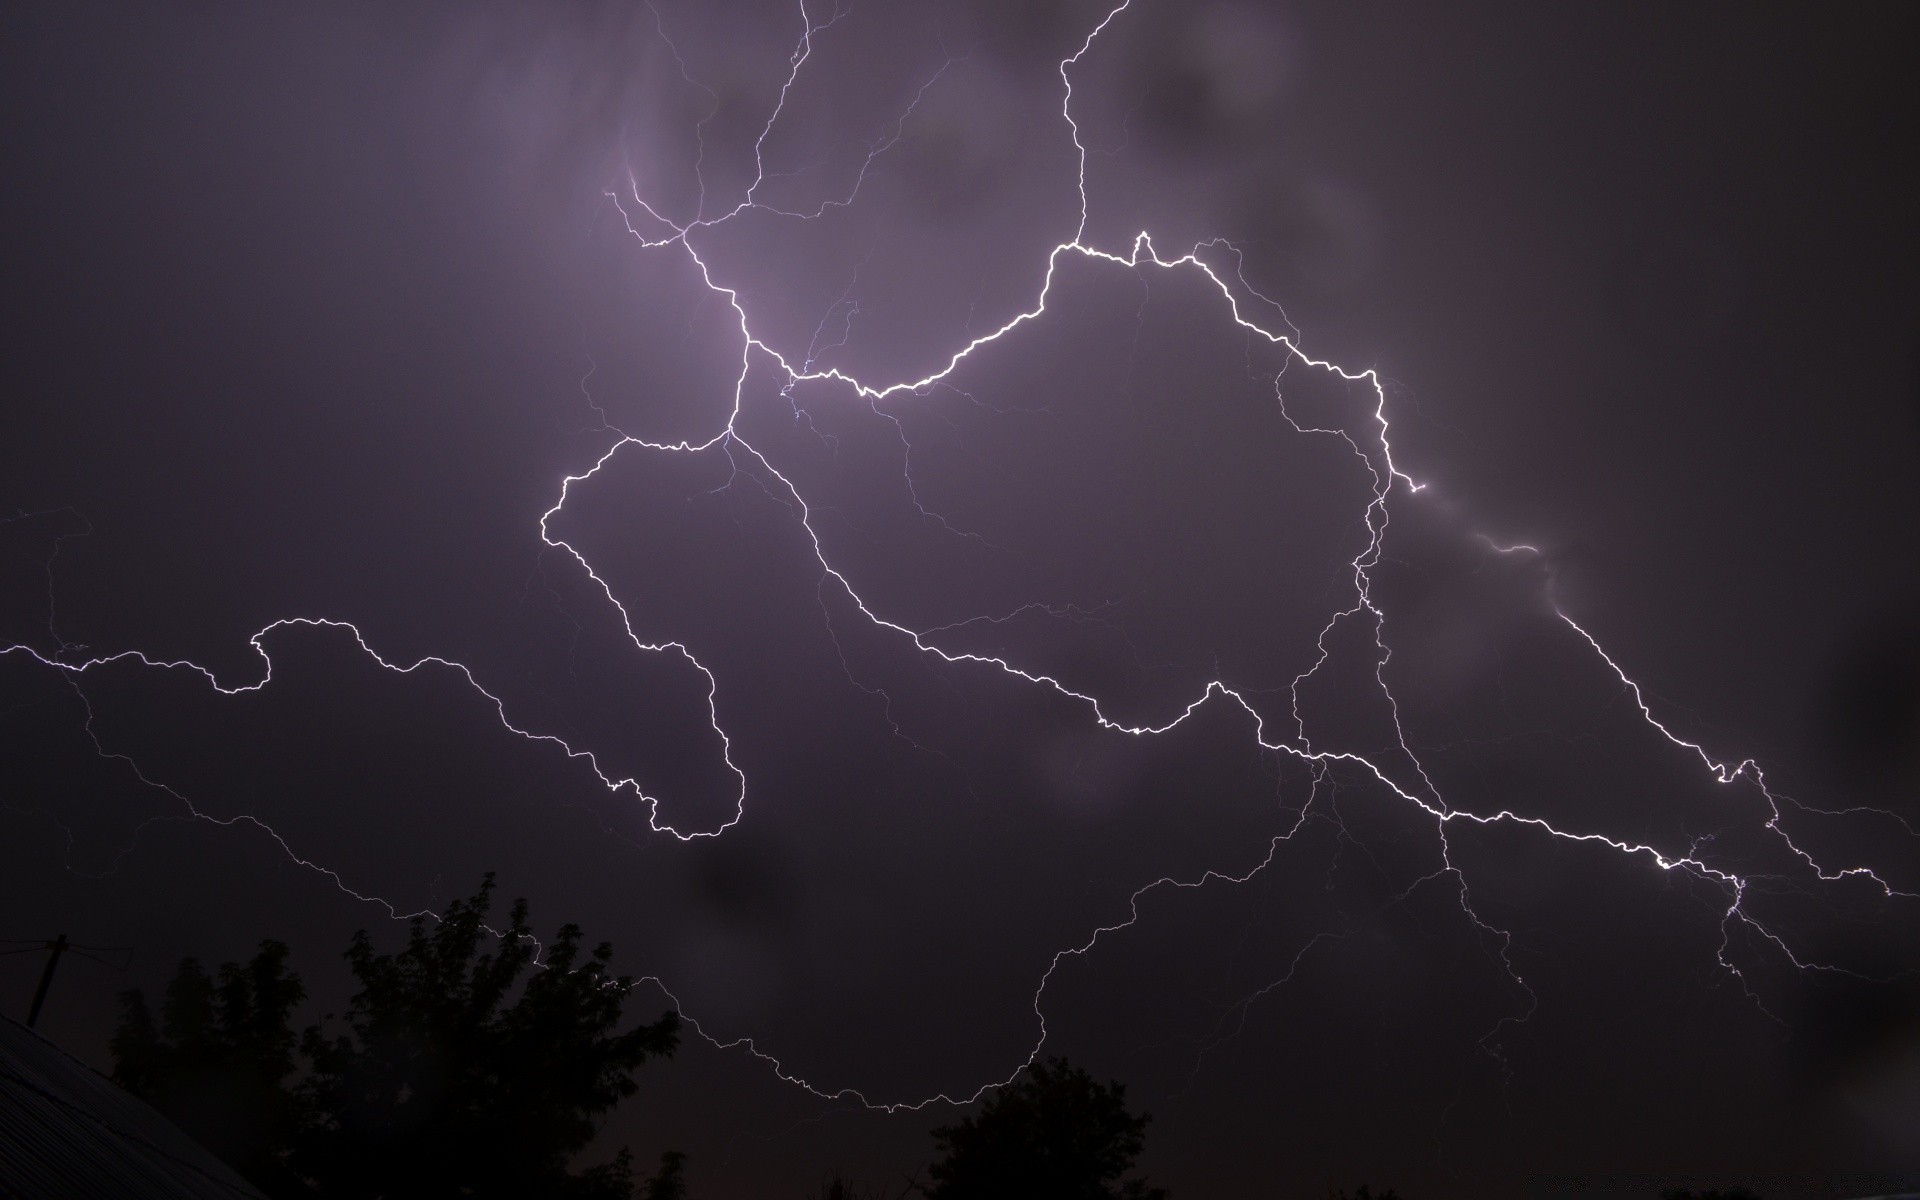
[5,0,1913,1117]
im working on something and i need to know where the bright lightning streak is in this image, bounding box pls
[5,0,1912,1117]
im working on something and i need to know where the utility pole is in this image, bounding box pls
[26,934,68,1028]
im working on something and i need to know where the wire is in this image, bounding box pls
[0,938,134,968]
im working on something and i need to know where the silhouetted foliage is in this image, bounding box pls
[1331,1189,1403,1200]
[111,876,680,1199]
[1661,1191,1761,1200]
[805,1168,913,1199]
[925,1057,1167,1200]
[112,940,308,1194]
[641,1150,688,1200]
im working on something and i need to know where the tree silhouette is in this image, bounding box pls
[112,876,680,1199]
[112,940,308,1194]
[804,1168,917,1199]
[641,1150,688,1200]
[925,1057,1168,1200]
[295,875,678,1198]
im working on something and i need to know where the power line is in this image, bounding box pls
[6,935,134,1027]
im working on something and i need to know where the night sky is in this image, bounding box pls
[4,2,1919,1196]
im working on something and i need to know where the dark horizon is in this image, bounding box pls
[4,2,1918,1196]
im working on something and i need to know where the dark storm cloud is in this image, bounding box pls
[5,2,1920,1196]
[1116,0,1300,158]
[1814,605,1920,798]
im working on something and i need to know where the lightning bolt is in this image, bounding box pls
[4,0,1912,1121]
